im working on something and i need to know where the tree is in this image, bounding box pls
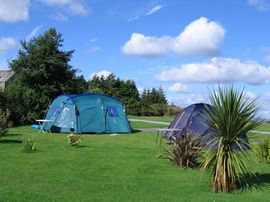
[6,28,86,125]
[0,92,11,136]
[141,87,168,116]
[165,103,182,116]
[201,86,262,192]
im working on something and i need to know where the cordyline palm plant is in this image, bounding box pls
[163,131,202,168]
[201,85,262,192]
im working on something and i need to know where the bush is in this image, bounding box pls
[0,108,12,137]
[165,104,182,116]
[22,138,37,153]
[256,139,270,163]
[162,131,202,168]
[67,134,81,147]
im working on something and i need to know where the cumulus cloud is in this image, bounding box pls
[122,33,171,57]
[0,37,17,53]
[145,5,164,16]
[156,57,270,85]
[248,0,269,11]
[0,0,30,23]
[167,83,189,93]
[90,70,112,78]
[39,0,89,16]
[122,17,225,57]
[168,92,208,107]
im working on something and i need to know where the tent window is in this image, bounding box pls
[56,107,74,128]
[107,106,119,117]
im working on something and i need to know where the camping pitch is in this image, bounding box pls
[42,93,132,134]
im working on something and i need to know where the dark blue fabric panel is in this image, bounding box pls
[106,106,119,117]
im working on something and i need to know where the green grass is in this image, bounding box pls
[128,115,173,123]
[0,122,270,201]
[130,121,168,129]
[257,122,270,131]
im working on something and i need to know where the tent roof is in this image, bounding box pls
[60,92,122,103]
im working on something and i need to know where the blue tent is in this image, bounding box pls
[164,103,216,143]
[42,93,132,134]
[164,103,249,150]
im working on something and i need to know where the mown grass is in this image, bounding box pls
[128,115,173,123]
[130,121,168,129]
[0,121,270,201]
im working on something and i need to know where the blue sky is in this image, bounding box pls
[0,0,270,118]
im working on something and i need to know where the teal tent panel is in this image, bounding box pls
[42,93,132,134]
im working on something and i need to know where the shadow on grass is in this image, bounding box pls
[0,139,23,144]
[132,129,142,133]
[1,133,22,137]
[77,145,87,148]
[239,173,270,192]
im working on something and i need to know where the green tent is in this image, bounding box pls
[42,93,132,134]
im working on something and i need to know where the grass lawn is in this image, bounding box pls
[128,115,173,123]
[1,121,270,201]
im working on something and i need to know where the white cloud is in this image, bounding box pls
[168,92,208,107]
[122,33,171,57]
[262,92,270,101]
[0,0,30,23]
[39,0,89,16]
[26,25,44,41]
[265,55,270,63]
[90,70,111,78]
[167,83,189,93]
[0,37,17,53]
[89,38,98,43]
[122,17,225,57]
[172,17,225,56]
[128,16,139,22]
[128,4,164,22]
[156,57,270,85]
[248,0,269,11]
[244,90,257,99]
[89,45,102,53]
[50,13,69,21]
[145,5,164,16]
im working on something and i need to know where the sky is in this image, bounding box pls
[0,0,270,118]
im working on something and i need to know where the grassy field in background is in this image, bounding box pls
[0,119,270,201]
[128,115,173,123]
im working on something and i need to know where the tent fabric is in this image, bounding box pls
[164,103,249,150]
[164,103,215,143]
[42,93,132,134]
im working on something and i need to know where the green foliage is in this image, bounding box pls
[162,131,202,168]
[22,137,37,153]
[0,93,12,136]
[256,139,270,163]
[88,74,170,116]
[6,28,87,125]
[165,103,182,116]
[67,134,81,147]
[0,109,11,137]
[140,87,168,116]
[201,85,263,192]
